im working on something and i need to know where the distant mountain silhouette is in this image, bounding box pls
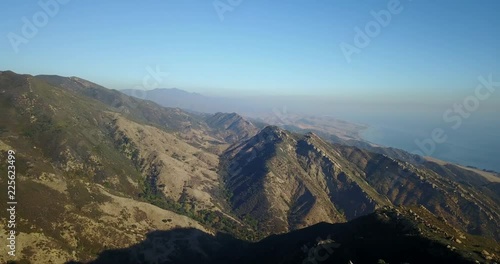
[120,88,258,114]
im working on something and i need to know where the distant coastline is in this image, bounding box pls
[359,123,500,174]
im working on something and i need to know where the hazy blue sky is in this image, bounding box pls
[1,0,499,103]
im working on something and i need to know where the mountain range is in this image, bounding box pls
[0,71,498,263]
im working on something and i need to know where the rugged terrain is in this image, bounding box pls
[221,127,499,240]
[86,206,500,264]
[0,71,498,263]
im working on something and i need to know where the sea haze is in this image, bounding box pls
[359,112,500,172]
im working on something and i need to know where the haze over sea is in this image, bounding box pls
[355,112,500,172]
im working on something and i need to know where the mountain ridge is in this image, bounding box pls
[0,71,498,263]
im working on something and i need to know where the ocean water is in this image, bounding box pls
[355,113,500,172]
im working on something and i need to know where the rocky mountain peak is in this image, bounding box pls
[259,125,288,140]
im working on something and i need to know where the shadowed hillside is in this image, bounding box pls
[74,207,499,264]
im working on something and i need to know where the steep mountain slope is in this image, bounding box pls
[220,127,392,234]
[0,71,266,262]
[287,123,500,186]
[36,74,262,154]
[285,124,425,165]
[0,71,221,262]
[221,126,500,240]
[340,145,500,240]
[204,112,259,144]
[36,75,207,134]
